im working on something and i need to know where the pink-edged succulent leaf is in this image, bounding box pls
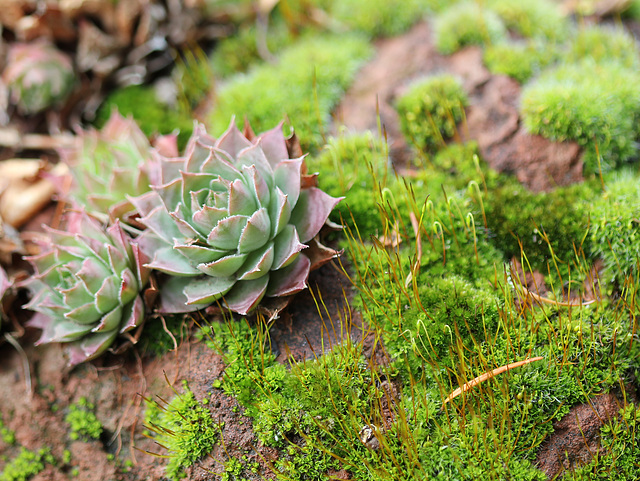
[222,276,270,315]
[266,255,311,297]
[290,188,343,243]
[66,330,119,366]
[257,122,288,167]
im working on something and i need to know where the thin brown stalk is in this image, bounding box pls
[443,356,544,404]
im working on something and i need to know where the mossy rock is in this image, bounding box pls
[520,60,640,171]
[396,74,468,154]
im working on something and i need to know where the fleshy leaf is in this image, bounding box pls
[268,187,292,237]
[207,215,248,250]
[92,305,123,332]
[257,122,288,167]
[238,208,271,253]
[272,225,306,270]
[67,330,119,366]
[217,119,253,159]
[237,242,275,280]
[266,254,310,297]
[173,241,227,264]
[120,295,144,333]
[197,253,248,277]
[289,188,342,243]
[273,156,304,207]
[222,276,269,315]
[94,276,119,313]
[183,276,236,306]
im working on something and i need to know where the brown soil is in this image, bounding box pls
[535,393,625,479]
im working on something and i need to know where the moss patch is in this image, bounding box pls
[0,448,55,481]
[520,60,640,171]
[210,33,372,151]
[434,2,506,55]
[65,397,103,441]
[396,74,468,153]
[144,381,223,480]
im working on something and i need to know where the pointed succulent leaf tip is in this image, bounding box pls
[217,119,253,159]
[144,119,341,315]
[257,122,288,167]
[22,211,149,365]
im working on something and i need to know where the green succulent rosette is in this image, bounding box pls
[131,120,341,315]
[23,211,149,365]
[2,40,75,115]
[58,110,177,222]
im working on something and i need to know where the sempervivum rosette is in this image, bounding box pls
[131,120,341,315]
[23,211,149,365]
[2,40,75,115]
[58,110,178,222]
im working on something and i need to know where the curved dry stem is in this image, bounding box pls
[443,356,544,405]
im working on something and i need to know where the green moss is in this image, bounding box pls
[434,2,507,55]
[567,25,639,68]
[0,418,15,446]
[483,41,558,83]
[520,60,640,171]
[210,33,372,151]
[487,0,569,40]
[96,85,194,151]
[329,0,429,37]
[144,381,222,480]
[65,397,103,441]
[310,131,389,237]
[566,403,640,480]
[396,74,468,153]
[590,171,640,289]
[0,448,55,481]
[622,0,640,18]
[137,316,186,357]
[211,22,294,78]
[482,179,595,276]
[393,276,502,370]
[173,47,215,111]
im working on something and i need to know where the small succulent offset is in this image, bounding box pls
[58,110,177,222]
[23,211,149,365]
[131,120,341,315]
[2,40,75,115]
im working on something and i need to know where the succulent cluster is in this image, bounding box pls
[23,211,149,365]
[2,41,75,115]
[58,111,178,222]
[132,121,341,315]
[23,118,340,364]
